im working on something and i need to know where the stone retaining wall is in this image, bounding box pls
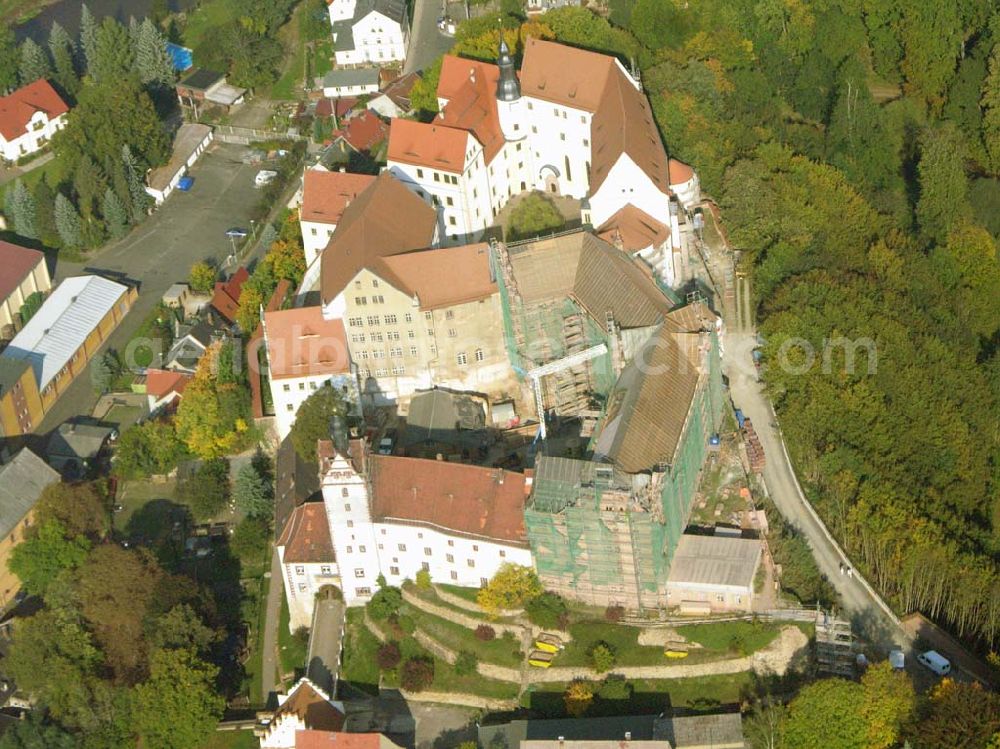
[398,689,518,710]
[401,587,523,637]
[432,585,523,618]
[362,611,387,643]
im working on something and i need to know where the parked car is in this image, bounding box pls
[224,227,249,239]
[255,169,278,187]
[916,650,951,676]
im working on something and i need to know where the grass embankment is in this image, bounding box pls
[278,596,308,684]
[340,608,519,700]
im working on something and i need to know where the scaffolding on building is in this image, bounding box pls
[815,609,855,677]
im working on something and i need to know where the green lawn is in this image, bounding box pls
[676,620,781,654]
[126,303,175,368]
[201,730,259,749]
[362,612,519,700]
[313,40,333,77]
[523,672,752,717]
[437,583,482,604]
[404,602,523,668]
[103,404,144,430]
[278,595,309,683]
[244,576,269,705]
[1,156,67,200]
[559,621,666,667]
[341,608,381,694]
[182,0,238,52]
[267,2,308,100]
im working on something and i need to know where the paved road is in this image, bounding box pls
[261,550,283,704]
[723,331,908,652]
[306,595,345,696]
[404,0,455,75]
[35,142,263,437]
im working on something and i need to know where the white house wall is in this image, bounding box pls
[301,219,337,267]
[522,97,592,198]
[588,154,671,230]
[337,11,408,66]
[271,372,359,440]
[0,111,67,162]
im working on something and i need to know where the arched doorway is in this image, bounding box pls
[539,165,561,196]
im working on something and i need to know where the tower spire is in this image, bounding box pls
[496,29,520,102]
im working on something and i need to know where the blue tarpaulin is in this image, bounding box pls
[166,43,193,73]
[177,176,194,191]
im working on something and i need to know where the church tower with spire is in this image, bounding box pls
[496,38,526,142]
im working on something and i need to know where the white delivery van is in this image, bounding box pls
[916,650,951,676]
[255,170,278,187]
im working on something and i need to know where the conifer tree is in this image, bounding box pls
[54,193,83,248]
[122,145,152,221]
[19,39,52,86]
[102,187,129,240]
[79,4,98,75]
[9,180,37,239]
[33,178,61,248]
[0,25,17,93]
[48,22,79,96]
[135,19,175,91]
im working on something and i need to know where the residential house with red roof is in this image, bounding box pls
[299,169,376,265]
[0,240,51,334]
[262,305,358,439]
[143,368,192,413]
[329,111,389,159]
[210,267,250,324]
[312,436,533,606]
[0,80,69,163]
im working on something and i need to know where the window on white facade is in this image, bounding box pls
[417,168,424,178]
[341,488,349,497]
[446,554,454,563]
[286,404,294,411]
[372,332,384,342]
[359,545,366,552]
[355,281,362,289]
[356,587,371,596]
[367,315,379,325]
[373,295,384,304]
[457,352,468,365]
[298,382,305,390]
[321,566,332,574]
[424,547,432,556]
[448,329,457,338]
[422,562,430,571]
[376,368,387,376]
[475,348,484,362]
[398,543,406,551]
[355,569,365,578]
[310,382,317,389]
[405,313,413,322]
[445,310,454,320]
[409,346,417,357]
[424,311,432,320]
[283,384,291,392]
[467,559,475,567]
[473,545,479,551]
[355,296,367,305]
[299,583,307,591]
[390,566,399,575]
[446,197,453,206]
[385,314,397,324]
[481,577,489,587]
[447,539,454,547]
[451,571,458,580]
[311,228,318,236]
[346,546,353,553]
[295,566,305,575]
[349,317,363,327]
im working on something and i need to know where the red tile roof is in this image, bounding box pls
[379,71,421,109]
[0,240,45,303]
[0,80,69,141]
[387,118,469,173]
[369,455,529,545]
[377,242,496,309]
[297,732,385,749]
[320,172,437,304]
[333,110,389,152]
[278,502,335,564]
[519,38,613,112]
[145,368,192,400]
[271,680,344,733]
[668,158,694,185]
[248,279,292,418]
[436,56,504,163]
[264,305,351,379]
[596,204,670,252]
[301,170,376,226]
[210,267,249,323]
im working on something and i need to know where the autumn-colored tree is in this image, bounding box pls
[36,481,111,541]
[563,680,594,717]
[134,647,224,749]
[175,342,252,458]
[476,563,542,615]
[860,662,916,749]
[908,678,1000,749]
[262,238,306,286]
[781,678,865,748]
[188,262,217,294]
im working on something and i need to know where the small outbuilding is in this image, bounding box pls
[145,124,214,205]
[666,533,762,613]
[322,67,380,98]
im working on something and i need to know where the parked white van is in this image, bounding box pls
[255,170,278,187]
[917,650,951,676]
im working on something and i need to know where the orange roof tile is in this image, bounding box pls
[668,158,694,185]
[145,368,192,399]
[0,240,45,303]
[301,170,376,225]
[265,306,351,379]
[211,267,249,323]
[519,38,614,112]
[334,110,389,152]
[436,56,504,163]
[296,732,387,749]
[0,80,69,141]
[369,455,529,545]
[387,117,469,173]
[320,172,437,304]
[273,680,344,733]
[278,502,335,564]
[377,242,496,309]
[596,204,670,252]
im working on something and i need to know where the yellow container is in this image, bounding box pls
[534,633,563,653]
[528,650,554,667]
[664,649,689,659]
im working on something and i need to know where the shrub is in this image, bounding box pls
[728,633,748,656]
[454,650,478,676]
[564,679,595,717]
[376,641,401,670]
[415,568,432,590]
[293,627,310,646]
[588,641,616,674]
[507,192,565,240]
[400,657,434,692]
[477,563,542,614]
[474,624,496,641]
[525,592,569,629]
[604,605,625,623]
[366,585,402,621]
[597,675,632,701]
